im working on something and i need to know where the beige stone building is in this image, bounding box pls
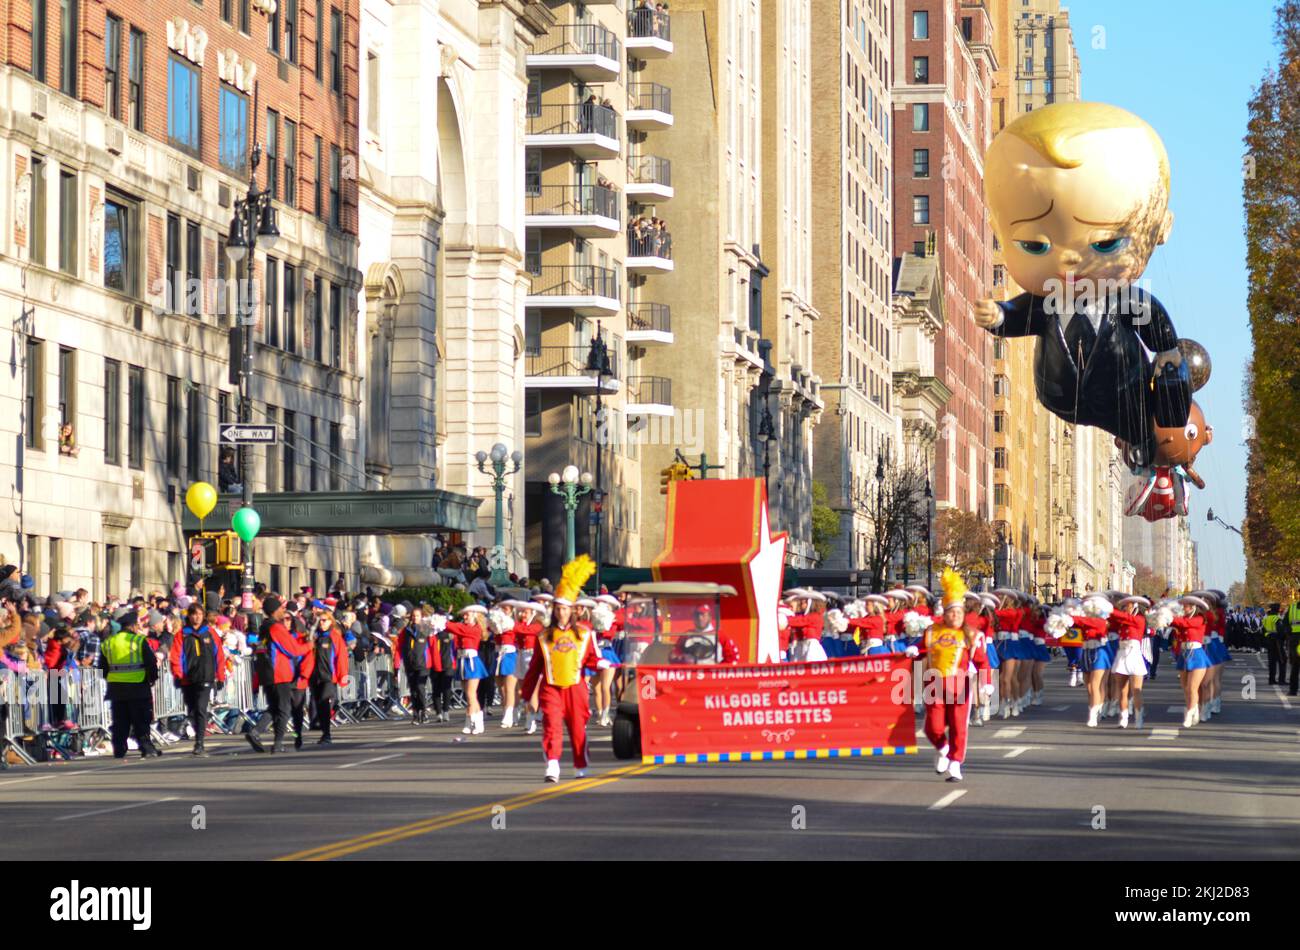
[810,0,897,571]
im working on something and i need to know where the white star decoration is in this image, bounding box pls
[748,500,787,663]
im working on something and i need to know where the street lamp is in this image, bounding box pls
[225,136,279,611]
[757,398,776,489]
[873,453,885,592]
[476,442,524,586]
[548,464,593,564]
[924,476,933,592]
[585,328,613,593]
[1206,507,1244,536]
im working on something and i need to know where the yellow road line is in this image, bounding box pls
[276,763,659,861]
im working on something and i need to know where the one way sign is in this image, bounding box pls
[219,424,279,445]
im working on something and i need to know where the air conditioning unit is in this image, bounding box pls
[218,183,231,208]
[31,90,48,119]
[132,477,144,500]
[278,58,290,82]
[187,166,201,192]
[106,126,125,156]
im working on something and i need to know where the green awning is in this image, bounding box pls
[182,490,482,538]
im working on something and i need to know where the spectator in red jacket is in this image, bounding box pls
[169,604,225,757]
[305,610,349,746]
[43,625,80,729]
[246,595,313,754]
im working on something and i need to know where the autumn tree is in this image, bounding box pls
[933,508,995,584]
[1132,563,1170,601]
[860,460,930,592]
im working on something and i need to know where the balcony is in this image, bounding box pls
[526,345,621,393]
[526,103,621,159]
[627,7,672,58]
[525,265,621,318]
[627,82,673,130]
[526,184,621,237]
[527,24,621,81]
[624,375,673,416]
[627,222,673,273]
[626,154,673,201]
[626,303,673,345]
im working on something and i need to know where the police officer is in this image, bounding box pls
[1264,604,1285,685]
[1287,599,1300,697]
[97,610,162,759]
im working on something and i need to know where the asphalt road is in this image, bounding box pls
[3,651,1297,860]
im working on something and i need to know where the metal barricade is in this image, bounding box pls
[334,661,360,724]
[209,656,255,734]
[1,669,37,765]
[75,668,110,738]
[373,655,408,719]
[150,671,187,744]
[352,656,389,720]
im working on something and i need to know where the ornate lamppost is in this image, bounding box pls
[476,443,523,586]
[548,464,593,563]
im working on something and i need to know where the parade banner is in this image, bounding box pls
[636,655,917,765]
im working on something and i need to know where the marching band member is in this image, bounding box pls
[850,595,892,656]
[490,602,520,729]
[883,589,912,650]
[1101,592,1123,719]
[590,595,622,728]
[447,604,490,735]
[906,569,991,782]
[517,556,611,783]
[966,593,1000,725]
[1201,590,1230,719]
[1171,595,1213,728]
[1109,595,1151,729]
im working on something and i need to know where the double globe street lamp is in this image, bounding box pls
[476,443,524,586]
[548,464,593,563]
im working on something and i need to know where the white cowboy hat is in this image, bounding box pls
[1116,595,1151,609]
[459,604,487,615]
[803,591,827,603]
[884,590,911,602]
[531,593,554,603]
[863,594,889,607]
[596,594,620,607]
[1180,595,1211,612]
[575,598,597,609]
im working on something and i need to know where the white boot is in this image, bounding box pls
[1119,709,1129,729]
[526,711,538,735]
[462,714,474,735]
[1031,690,1043,707]
[1212,696,1222,714]
[1199,702,1211,723]
[500,706,515,729]
[544,759,560,783]
[1135,707,1144,729]
[946,760,963,782]
[574,767,587,778]
[1087,705,1101,727]
[935,743,951,773]
[1000,700,1011,719]
[1183,708,1196,728]
[471,712,485,735]
[1011,698,1021,717]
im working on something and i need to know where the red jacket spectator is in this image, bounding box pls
[264,620,313,686]
[396,625,443,674]
[168,624,227,686]
[43,635,78,670]
[304,630,350,685]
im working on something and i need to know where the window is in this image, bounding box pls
[330,8,342,94]
[104,190,138,296]
[912,10,927,39]
[312,275,323,361]
[309,417,319,490]
[993,264,1005,287]
[315,0,324,80]
[284,263,297,353]
[264,406,278,490]
[269,564,281,593]
[366,50,379,134]
[106,543,119,595]
[994,484,1009,508]
[50,538,62,591]
[166,376,182,477]
[525,151,541,195]
[329,282,341,367]
[283,120,297,208]
[57,347,76,432]
[167,551,181,586]
[59,0,78,96]
[314,135,323,218]
[525,229,541,275]
[1024,56,1032,73]
[25,338,44,450]
[222,0,232,23]
[912,56,928,83]
[105,16,122,119]
[186,220,200,317]
[128,29,144,132]
[104,359,121,465]
[994,412,1006,434]
[58,167,76,275]
[129,547,142,592]
[285,0,298,63]
[219,85,249,174]
[269,0,281,54]
[524,390,542,436]
[127,365,145,469]
[912,102,929,131]
[166,213,181,311]
[187,383,202,479]
[282,409,296,491]
[265,256,279,347]
[328,421,340,489]
[167,56,202,156]
[266,110,279,201]
[32,0,48,82]
[329,145,341,228]
[240,0,250,33]
[29,155,46,266]
[912,195,929,225]
[913,148,929,178]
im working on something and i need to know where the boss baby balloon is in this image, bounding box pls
[975,102,1192,468]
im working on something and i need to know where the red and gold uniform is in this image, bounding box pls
[518,625,604,769]
[921,621,989,765]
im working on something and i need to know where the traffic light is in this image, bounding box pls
[659,462,695,494]
[214,531,241,567]
[659,466,675,495]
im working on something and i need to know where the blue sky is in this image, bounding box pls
[1069,0,1273,590]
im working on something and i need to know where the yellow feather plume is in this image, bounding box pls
[555,554,597,603]
[940,567,968,609]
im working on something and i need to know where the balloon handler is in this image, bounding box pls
[517,555,613,784]
[974,101,1212,516]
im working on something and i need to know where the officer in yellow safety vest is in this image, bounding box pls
[96,610,162,759]
[1263,604,1285,686]
[1287,599,1300,697]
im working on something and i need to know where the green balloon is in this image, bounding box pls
[231,507,261,542]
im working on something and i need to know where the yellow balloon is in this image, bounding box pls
[186,482,218,520]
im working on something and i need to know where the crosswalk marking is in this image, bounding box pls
[1003,747,1030,758]
[994,726,1025,739]
[929,789,967,810]
[1148,728,1179,740]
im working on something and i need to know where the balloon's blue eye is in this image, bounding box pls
[1016,240,1051,256]
[1090,237,1129,254]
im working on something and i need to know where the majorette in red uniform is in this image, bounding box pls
[511,603,545,735]
[517,556,611,783]
[907,569,991,782]
[1171,595,1213,728]
[1107,595,1150,729]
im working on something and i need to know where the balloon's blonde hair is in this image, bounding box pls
[999,101,1170,194]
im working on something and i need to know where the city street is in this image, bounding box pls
[4,651,1295,861]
